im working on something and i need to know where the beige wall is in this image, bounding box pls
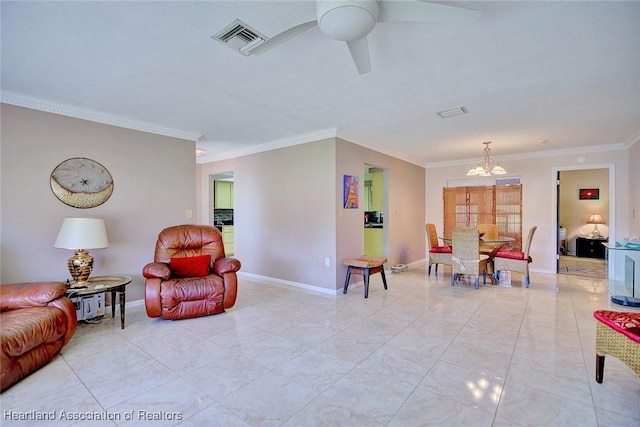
[0,104,197,302]
[335,138,426,286]
[3,102,635,296]
[198,137,426,293]
[198,139,337,292]
[0,105,425,301]
[427,147,635,276]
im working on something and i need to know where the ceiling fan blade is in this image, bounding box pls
[378,0,483,23]
[346,37,371,75]
[250,20,317,55]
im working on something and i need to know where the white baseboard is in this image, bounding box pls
[126,261,429,306]
[238,271,340,296]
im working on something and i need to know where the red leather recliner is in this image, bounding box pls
[143,224,241,320]
[1,282,77,391]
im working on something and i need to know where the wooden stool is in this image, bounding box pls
[343,256,388,298]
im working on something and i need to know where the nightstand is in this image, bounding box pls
[576,237,607,259]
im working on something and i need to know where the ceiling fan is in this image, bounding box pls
[251,0,483,74]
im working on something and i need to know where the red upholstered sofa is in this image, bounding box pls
[143,224,241,320]
[1,282,77,391]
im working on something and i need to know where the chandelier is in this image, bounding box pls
[466,141,507,176]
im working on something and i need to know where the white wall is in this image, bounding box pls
[630,141,640,236]
[426,147,634,275]
[0,105,197,302]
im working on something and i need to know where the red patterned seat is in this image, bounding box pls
[495,250,531,262]
[430,246,453,254]
[593,310,640,383]
[494,226,537,287]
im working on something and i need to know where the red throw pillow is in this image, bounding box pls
[170,255,211,278]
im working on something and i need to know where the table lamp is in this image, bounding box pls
[587,214,605,239]
[54,218,109,288]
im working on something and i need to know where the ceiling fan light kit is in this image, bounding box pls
[245,0,483,75]
[317,0,379,41]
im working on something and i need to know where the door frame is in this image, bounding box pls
[364,164,388,258]
[552,163,615,278]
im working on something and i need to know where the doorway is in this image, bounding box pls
[556,167,611,278]
[364,164,386,257]
[211,172,234,256]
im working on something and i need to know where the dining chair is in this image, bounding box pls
[494,225,537,287]
[477,223,499,253]
[451,227,489,289]
[425,223,452,275]
[477,223,499,240]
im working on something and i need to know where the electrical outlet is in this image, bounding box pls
[324,257,330,267]
[312,256,317,265]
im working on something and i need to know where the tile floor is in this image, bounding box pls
[2,265,639,426]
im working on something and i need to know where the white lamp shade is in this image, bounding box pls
[587,214,604,225]
[491,164,507,175]
[54,218,109,250]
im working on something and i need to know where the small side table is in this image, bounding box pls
[65,275,132,329]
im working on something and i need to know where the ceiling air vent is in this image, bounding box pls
[212,19,267,56]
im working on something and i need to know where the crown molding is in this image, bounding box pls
[334,127,425,168]
[623,128,640,147]
[426,143,628,169]
[197,128,339,163]
[1,92,202,142]
[197,126,426,167]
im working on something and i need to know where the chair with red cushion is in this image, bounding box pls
[425,223,452,275]
[142,224,241,320]
[451,227,489,289]
[494,226,537,287]
[477,223,498,253]
[593,310,640,383]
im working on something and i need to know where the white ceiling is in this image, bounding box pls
[2,1,639,167]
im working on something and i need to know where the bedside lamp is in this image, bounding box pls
[587,214,605,239]
[54,218,109,288]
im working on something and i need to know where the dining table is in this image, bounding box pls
[440,236,515,284]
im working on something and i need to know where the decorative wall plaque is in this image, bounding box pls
[50,157,114,208]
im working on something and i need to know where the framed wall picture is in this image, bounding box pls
[343,175,359,208]
[579,188,599,200]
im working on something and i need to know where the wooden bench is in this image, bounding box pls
[343,256,388,298]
